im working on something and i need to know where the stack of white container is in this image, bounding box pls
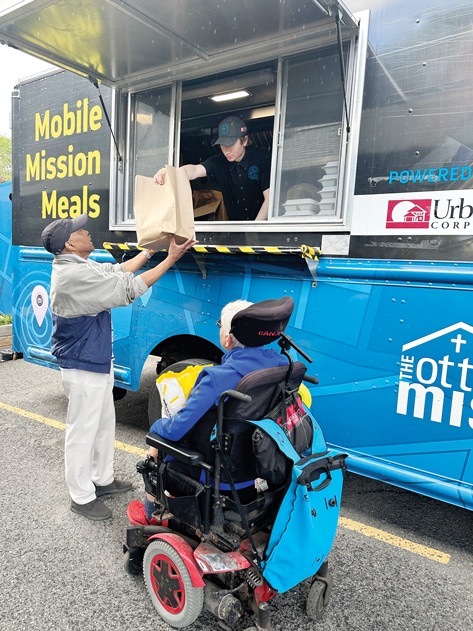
[317,161,339,215]
[281,198,319,216]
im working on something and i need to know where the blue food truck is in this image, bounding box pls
[2,0,472,510]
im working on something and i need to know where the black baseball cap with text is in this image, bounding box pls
[214,116,248,146]
[41,214,88,255]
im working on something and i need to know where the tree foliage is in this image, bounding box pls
[0,134,11,183]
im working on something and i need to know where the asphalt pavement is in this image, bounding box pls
[0,357,472,631]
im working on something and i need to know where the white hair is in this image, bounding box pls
[220,299,253,348]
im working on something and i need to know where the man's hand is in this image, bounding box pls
[139,236,197,288]
[167,236,197,263]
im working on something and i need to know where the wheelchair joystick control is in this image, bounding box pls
[136,460,147,474]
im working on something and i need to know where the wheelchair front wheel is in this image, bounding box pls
[123,548,143,576]
[143,539,204,628]
[306,578,328,621]
[148,358,214,427]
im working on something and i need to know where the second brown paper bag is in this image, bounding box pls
[134,166,195,250]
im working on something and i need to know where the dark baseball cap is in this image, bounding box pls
[41,214,89,254]
[214,116,248,146]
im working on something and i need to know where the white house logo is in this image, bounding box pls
[386,199,431,229]
[397,322,473,430]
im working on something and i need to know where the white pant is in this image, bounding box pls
[61,367,116,504]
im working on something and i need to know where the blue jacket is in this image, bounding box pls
[49,254,147,373]
[150,346,288,441]
[51,311,112,373]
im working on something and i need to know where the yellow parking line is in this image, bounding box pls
[115,440,147,457]
[0,401,67,430]
[0,400,452,563]
[339,516,450,564]
[0,401,147,457]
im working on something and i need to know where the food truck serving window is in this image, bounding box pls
[121,36,361,232]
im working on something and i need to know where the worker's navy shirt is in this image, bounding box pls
[202,146,271,220]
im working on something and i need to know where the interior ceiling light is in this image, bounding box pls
[211,90,250,102]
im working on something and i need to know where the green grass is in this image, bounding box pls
[0,314,12,326]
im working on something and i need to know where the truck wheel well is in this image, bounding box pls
[149,334,223,374]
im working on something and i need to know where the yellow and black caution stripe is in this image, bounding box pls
[103,242,321,260]
[103,242,144,252]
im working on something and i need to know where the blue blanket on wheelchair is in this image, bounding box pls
[247,413,346,594]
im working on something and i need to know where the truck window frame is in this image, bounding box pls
[111,10,369,237]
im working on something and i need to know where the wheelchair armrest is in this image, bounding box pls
[146,432,208,468]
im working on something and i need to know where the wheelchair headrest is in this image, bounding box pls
[230,296,294,347]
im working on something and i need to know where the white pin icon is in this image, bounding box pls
[32,285,49,327]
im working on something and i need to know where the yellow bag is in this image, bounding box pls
[298,383,312,408]
[156,364,212,418]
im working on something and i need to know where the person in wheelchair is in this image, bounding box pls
[128,299,289,525]
[125,297,347,631]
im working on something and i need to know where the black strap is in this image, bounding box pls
[335,12,351,134]
[89,77,123,166]
[267,381,285,417]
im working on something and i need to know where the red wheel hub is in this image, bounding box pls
[149,553,186,613]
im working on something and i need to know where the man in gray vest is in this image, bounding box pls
[41,214,195,520]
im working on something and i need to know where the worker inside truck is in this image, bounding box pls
[154,115,272,221]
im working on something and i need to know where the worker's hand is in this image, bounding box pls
[153,167,166,184]
[167,235,197,262]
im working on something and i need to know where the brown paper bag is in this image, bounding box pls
[192,189,228,221]
[134,166,195,250]
[193,190,222,218]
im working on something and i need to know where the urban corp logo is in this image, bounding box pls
[386,199,431,229]
[397,322,473,430]
[386,197,473,230]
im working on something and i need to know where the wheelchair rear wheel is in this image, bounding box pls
[148,358,215,427]
[143,539,204,628]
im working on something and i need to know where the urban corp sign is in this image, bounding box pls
[386,197,473,230]
[351,190,473,237]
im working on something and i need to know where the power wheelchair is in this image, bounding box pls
[124,297,347,630]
